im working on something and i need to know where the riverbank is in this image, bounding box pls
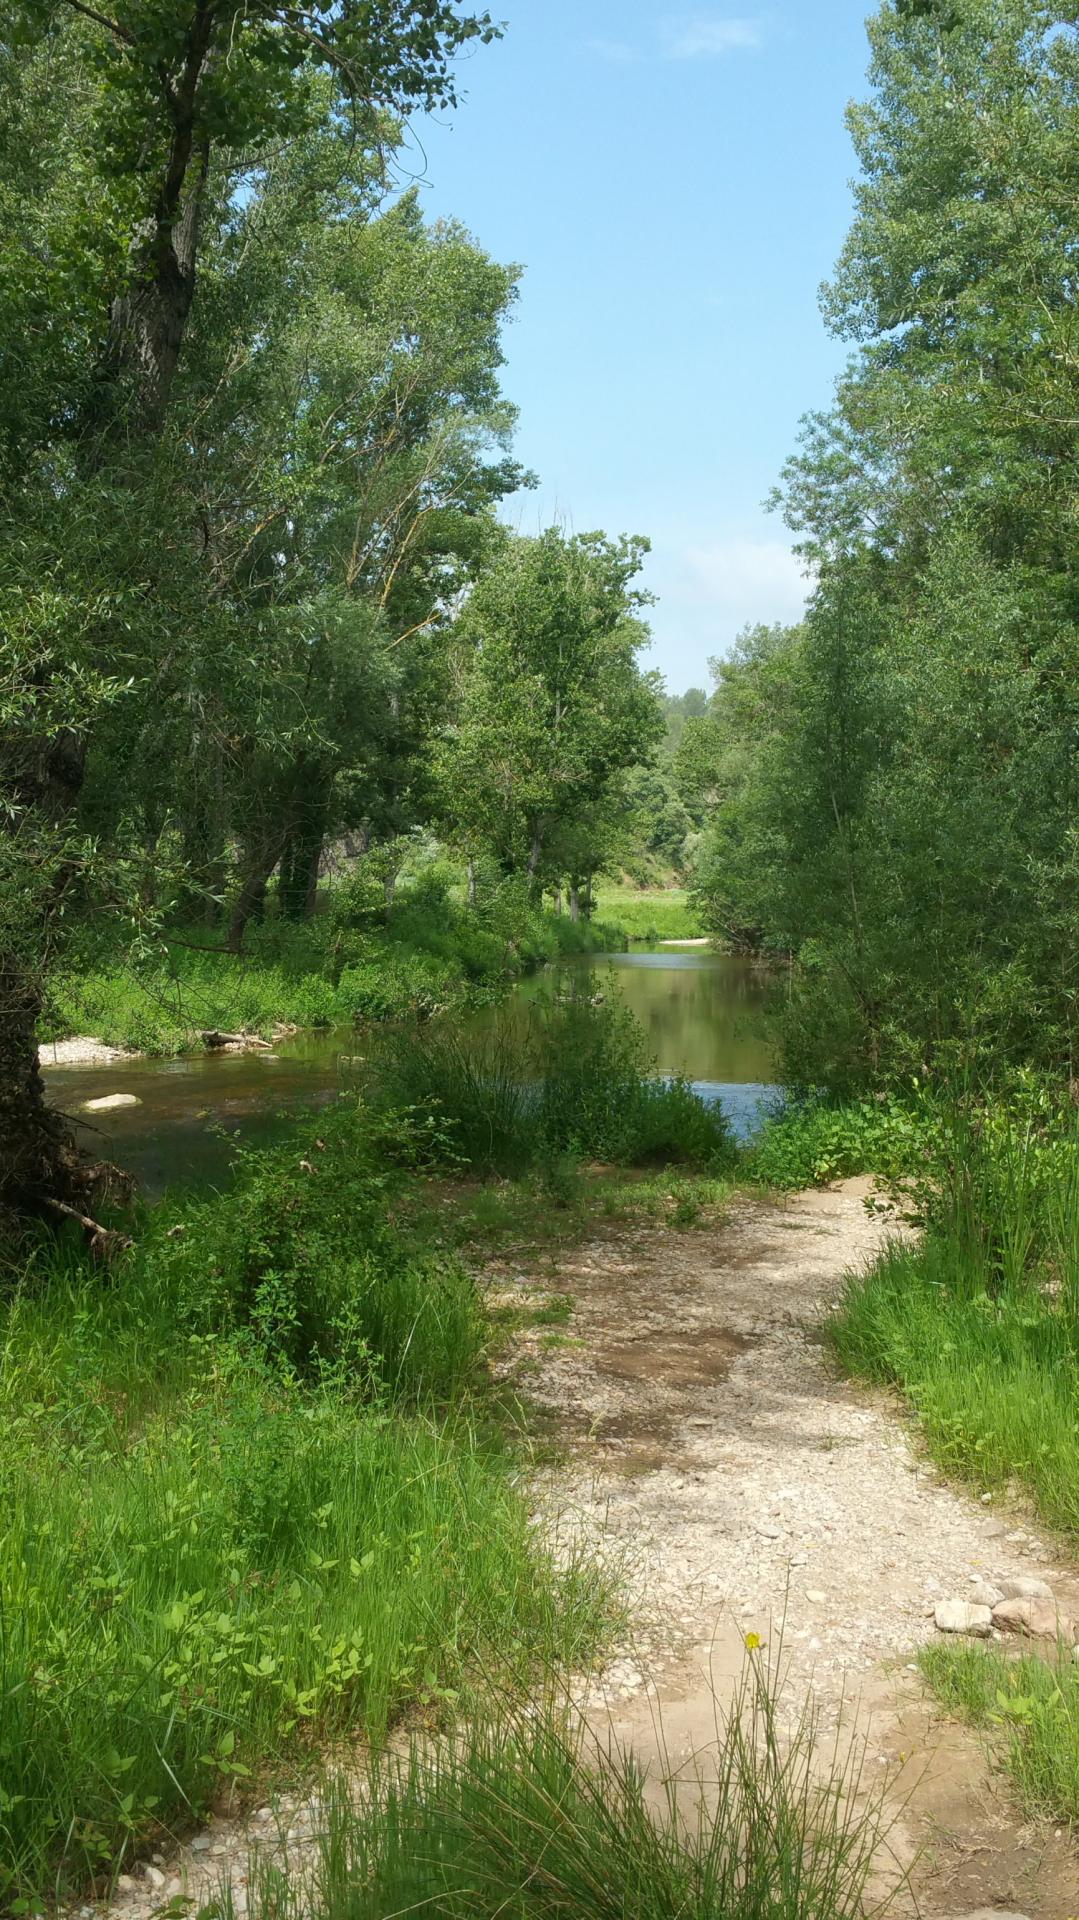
[40,897,620,1059]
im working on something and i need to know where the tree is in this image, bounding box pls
[0,1,500,1225]
[437,530,663,895]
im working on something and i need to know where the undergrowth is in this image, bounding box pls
[42,878,621,1056]
[591,883,702,943]
[0,1109,609,1905]
[364,990,736,1178]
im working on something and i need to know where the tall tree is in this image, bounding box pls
[0,1,498,1225]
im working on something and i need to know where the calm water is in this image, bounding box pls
[42,946,777,1196]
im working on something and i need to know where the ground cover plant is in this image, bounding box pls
[227,1654,889,1920]
[0,1110,610,1905]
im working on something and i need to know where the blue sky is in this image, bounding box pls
[413,4,875,693]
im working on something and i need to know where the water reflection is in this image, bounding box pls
[42,947,777,1195]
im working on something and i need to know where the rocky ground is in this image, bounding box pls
[497,1179,1079,1919]
[87,1179,1079,1918]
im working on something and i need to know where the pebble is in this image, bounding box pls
[967,1576,1003,1608]
[805,1588,827,1604]
[190,1833,212,1853]
[144,1866,166,1890]
[934,1599,992,1637]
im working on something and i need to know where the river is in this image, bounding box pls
[41,946,777,1196]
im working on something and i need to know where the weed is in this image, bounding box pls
[920,1641,1079,1824]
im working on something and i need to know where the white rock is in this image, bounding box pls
[116,1875,138,1894]
[968,1577,1003,1608]
[805,1589,827,1605]
[998,1574,1054,1602]
[934,1599,992,1637]
[144,1866,166,1890]
[82,1092,141,1111]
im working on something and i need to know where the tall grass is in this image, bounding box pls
[919,1640,1079,1826]
[831,1089,1079,1535]
[229,1655,890,1920]
[0,1112,609,1904]
[365,992,735,1178]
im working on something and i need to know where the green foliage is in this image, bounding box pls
[366,994,735,1178]
[232,1655,886,1920]
[684,4,1079,1089]
[747,1094,926,1190]
[831,1098,1079,1534]
[42,893,618,1054]
[0,1124,607,1903]
[437,529,664,893]
[920,1641,1079,1826]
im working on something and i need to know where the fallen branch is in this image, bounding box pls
[44,1196,133,1262]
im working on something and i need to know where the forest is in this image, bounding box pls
[2,1,1079,1914]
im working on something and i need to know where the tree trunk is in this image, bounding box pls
[0,959,71,1222]
[302,836,323,919]
[467,859,477,908]
[526,821,544,896]
[228,842,282,952]
[553,885,563,915]
[568,885,581,923]
[584,873,594,916]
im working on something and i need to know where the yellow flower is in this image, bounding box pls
[744,1632,762,1651]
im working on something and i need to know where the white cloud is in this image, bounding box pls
[641,534,811,683]
[586,36,641,64]
[662,15,764,60]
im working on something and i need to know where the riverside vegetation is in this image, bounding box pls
[6,0,1079,1907]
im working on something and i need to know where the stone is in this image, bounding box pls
[82,1092,141,1111]
[753,1521,783,1539]
[144,1866,166,1890]
[934,1599,992,1636]
[190,1833,212,1853]
[993,1596,1074,1641]
[805,1589,827,1604]
[998,1574,1055,1602]
[116,1876,138,1895]
[968,1576,1003,1609]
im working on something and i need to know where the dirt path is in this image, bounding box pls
[496,1178,1079,1918]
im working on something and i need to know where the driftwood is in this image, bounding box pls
[201,1029,273,1051]
[45,1196,132,1262]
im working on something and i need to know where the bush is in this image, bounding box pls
[151,1116,483,1398]
[367,993,735,1178]
[746,1093,926,1190]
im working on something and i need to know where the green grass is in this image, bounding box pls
[41,889,623,1056]
[919,1641,1079,1825]
[591,883,703,943]
[831,1090,1079,1537]
[0,1111,610,1904]
[226,1654,888,1920]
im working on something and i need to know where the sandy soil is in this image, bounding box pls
[88,1180,1079,1917]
